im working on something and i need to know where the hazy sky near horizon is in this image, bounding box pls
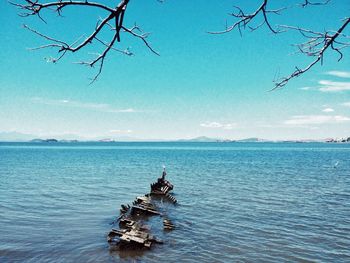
[1,0,350,140]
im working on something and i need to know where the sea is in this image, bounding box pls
[0,142,349,263]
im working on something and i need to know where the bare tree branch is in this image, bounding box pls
[211,0,349,89]
[273,17,350,90]
[12,0,349,89]
[208,0,283,35]
[121,25,160,56]
[299,0,331,7]
[12,0,159,83]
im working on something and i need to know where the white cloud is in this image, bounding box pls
[200,122,237,130]
[299,86,313,91]
[318,80,350,92]
[31,97,140,113]
[322,108,334,113]
[284,115,350,126]
[342,102,350,107]
[326,71,350,78]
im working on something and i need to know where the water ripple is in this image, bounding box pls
[0,142,349,262]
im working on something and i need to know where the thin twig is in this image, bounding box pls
[13,0,159,83]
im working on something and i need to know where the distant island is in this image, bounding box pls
[24,136,350,143]
[30,138,79,143]
[31,139,59,143]
[176,137,268,143]
[0,132,349,143]
[178,136,350,143]
[325,137,350,143]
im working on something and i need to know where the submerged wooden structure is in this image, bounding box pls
[108,169,177,249]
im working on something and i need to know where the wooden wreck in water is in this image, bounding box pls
[108,168,177,249]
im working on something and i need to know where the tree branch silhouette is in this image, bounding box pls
[210,0,349,89]
[11,0,350,88]
[11,0,158,83]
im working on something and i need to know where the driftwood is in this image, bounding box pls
[108,227,163,248]
[108,169,177,249]
[131,205,161,216]
[163,218,175,231]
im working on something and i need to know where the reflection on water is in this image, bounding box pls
[0,142,350,262]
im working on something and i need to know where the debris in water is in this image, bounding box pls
[108,168,177,249]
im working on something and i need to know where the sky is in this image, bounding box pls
[0,0,350,141]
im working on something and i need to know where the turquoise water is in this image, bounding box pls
[0,142,349,262]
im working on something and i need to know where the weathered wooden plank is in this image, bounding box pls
[131,205,161,215]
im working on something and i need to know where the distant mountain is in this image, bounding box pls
[92,136,141,142]
[1,131,343,143]
[0,131,37,142]
[236,137,268,142]
[0,131,86,142]
[30,139,45,143]
[177,136,222,142]
[30,138,59,143]
[98,138,116,142]
[325,137,350,143]
[0,131,143,142]
[59,139,79,143]
[176,137,273,143]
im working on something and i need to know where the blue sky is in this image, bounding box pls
[1,0,350,140]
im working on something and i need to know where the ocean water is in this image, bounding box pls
[0,142,349,263]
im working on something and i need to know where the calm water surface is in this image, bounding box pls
[0,142,349,262]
